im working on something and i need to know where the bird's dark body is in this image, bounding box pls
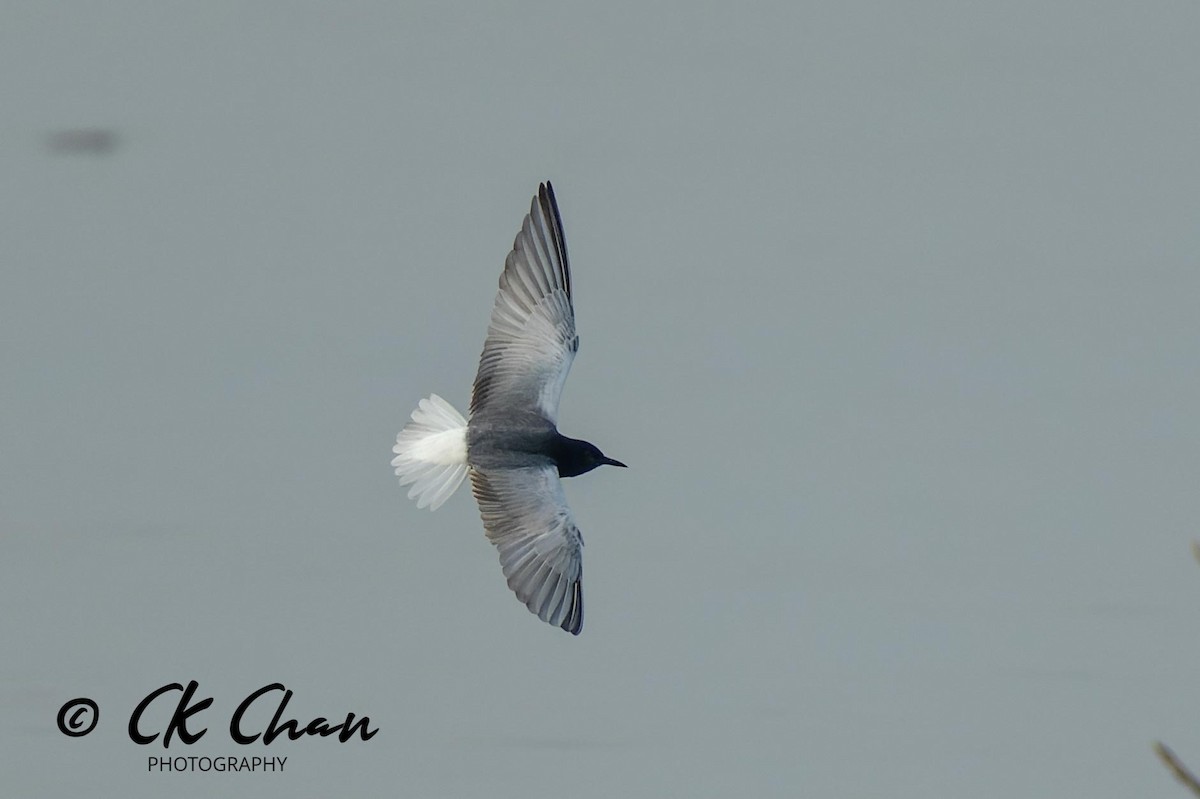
[468,412,616,478]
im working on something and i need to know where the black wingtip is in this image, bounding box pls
[539,181,557,217]
[560,579,583,635]
[533,180,570,300]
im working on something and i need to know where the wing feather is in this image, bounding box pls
[469,465,584,635]
[471,182,577,422]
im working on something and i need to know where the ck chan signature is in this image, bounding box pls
[57,681,378,747]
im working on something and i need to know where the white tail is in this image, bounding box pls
[391,394,469,510]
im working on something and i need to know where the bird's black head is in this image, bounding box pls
[553,436,627,478]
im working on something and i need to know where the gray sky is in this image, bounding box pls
[3,2,1200,796]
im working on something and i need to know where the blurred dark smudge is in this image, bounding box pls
[45,128,120,155]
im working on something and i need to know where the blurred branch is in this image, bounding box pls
[44,128,119,155]
[1156,742,1200,797]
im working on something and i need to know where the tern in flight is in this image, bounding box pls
[391,182,625,635]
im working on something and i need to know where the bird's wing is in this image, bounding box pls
[470,182,578,422]
[469,464,584,635]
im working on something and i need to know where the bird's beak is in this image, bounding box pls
[602,456,627,468]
